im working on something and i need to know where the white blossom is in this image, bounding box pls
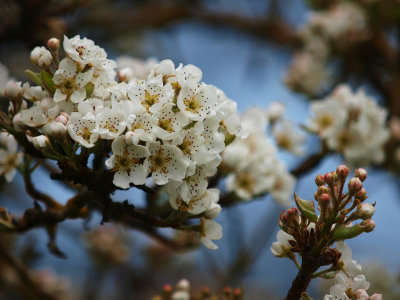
[0,132,23,182]
[270,230,294,258]
[200,218,222,250]
[30,46,53,69]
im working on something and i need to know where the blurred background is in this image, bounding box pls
[0,0,399,299]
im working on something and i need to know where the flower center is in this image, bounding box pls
[158,118,174,132]
[184,95,203,113]
[142,90,160,111]
[149,148,171,174]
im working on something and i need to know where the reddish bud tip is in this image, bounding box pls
[324,172,333,184]
[336,165,349,178]
[315,174,325,186]
[349,177,362,193]
[355,168,367,182]
[163,284,172,293]
[318,193,331,205]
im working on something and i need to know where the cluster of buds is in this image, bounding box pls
[274,165,379,299]
[151,279,244,300]
[279,165,374,255]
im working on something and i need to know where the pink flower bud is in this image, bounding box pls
[357,203,375,219]
[47,38,60,50]
[176,279,190,292]
[355,289,369,299]
[318,193,331,205]
[354,168,367,182]
[55,113,69,125]
[336,165,349,178]
[5,80,23,98]
[324,172,333,185]
[370,294,382,300]
[348,177,362,193]
[43,121,66,136]
[315,174,325,186]
[361,219,375,232]
[317,185,329,195]
[13,113,26,132]
[163,284,173,293]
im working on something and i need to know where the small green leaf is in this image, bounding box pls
[41,70,55,94]
[294,193,318,222]
[333,224,365,240]
[25,70,42,86]
[172,105,180,113]
[300,124,317,135]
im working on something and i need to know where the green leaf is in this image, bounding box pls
[25,70,42,86]
[294,193,318,222]
[333,224,365,240]
[41,70,55,94]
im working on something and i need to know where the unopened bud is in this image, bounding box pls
[324,172,333,185]
[370,294,383,300]
[336,165,349,178]
[361,219,375,232]
[13,113,26,132]
[47,38,60,50]
[318,193,331,205]
[355,188,367,202]
[356,203,375,220]
[32,135,51,150]
[176,279,190,292]
[315,174,325,186]
[317,185,329,195]
[5,81,23,98]
[356,289,369,299]
[125,131,139,145]
[118,67,134,83]
[43,121,67,137]
[30,46,53,69]
[163,284,173,294]
[354,168,367,182]
[55,112,69,125]
[223,287,233,295]
[348,177,362,193]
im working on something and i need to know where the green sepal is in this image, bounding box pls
[224,133,236,146]
[333,224,365,240]
[294,193,318,222]
[41,70,55,94]
[85,82,94,98]
[25,70,42,86]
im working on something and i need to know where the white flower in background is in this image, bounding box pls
[222,107,295,206]
[67,112,99,148]
[273,121,305,156]
[0,62,12,97]
[286,52,330,96]
[172,279,190,300]
[19,97,59,127]
[116,56,158,81]
[0,132,23,182]
[309,84,389,166]
[176,64,202,88]
[267,101,286,123]
[200,218,222,250]
[22,83,47,101]
[169,188,219,215]
[105,136,149,188]
[53,58,93,103]
[30,46,53,69]
[270,229,294,258]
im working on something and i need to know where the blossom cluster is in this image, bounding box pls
[308,84,389,166]
[5,35,244,250]
[221,104,297,206]
[286,2,368,95]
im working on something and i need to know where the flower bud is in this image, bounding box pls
[5,80,23,98]
[203,203,221,220]
[348,177,362,193]
[315,174,324,186]
[42,121,67,137]
[176,279,190,292]
[361,219,375,232]
[318,193,331,205]
[370,294,383,300]
[355,188,367,202]
[13,113,27,132]
[354,168,367,182]
[118,67,134,83]
[55,112,69,125]
[125,131,139,145]
[32,135,51,150]
[324,172,333,185]
[333,223,365,240]
[356,203,375,220]
[30,46,53,69]
[317,185,329,195]
[355,289,369,299]
[336,165,349,179]
[47,38,60,50]
[267,101,285,122]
